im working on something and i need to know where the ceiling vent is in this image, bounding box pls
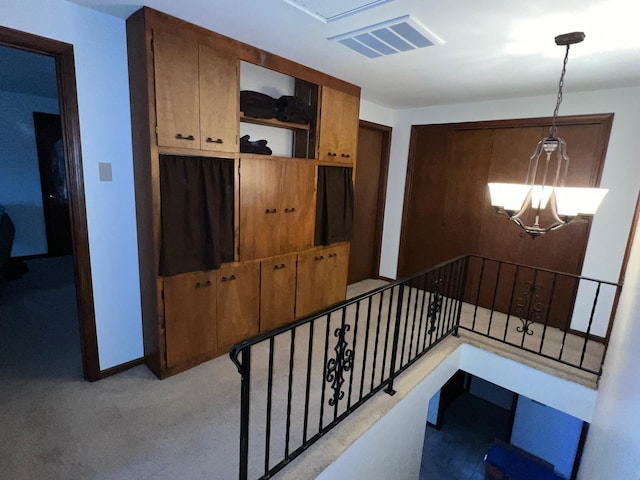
[329,15,444,58]
[283,0,394,22]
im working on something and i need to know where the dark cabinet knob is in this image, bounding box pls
[206,137,223,144]
[329,252,338,258]
[265,208,277,214]
[341,153,350,158]
[273,263,286,270]
[284,207,296,213]
[175,133,195,141]
[195,282,201,288]
[314,255,324,261]
[327,152,337,157]
[221,274,236,282]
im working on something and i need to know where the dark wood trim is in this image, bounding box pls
[0,26,101,381]
[431,113,615,132]
[571,422,590,480]
[378,275,395,282]
[98,357,145,379]
[397,125,420,276]
[359,120,392,280]
[505,392,519,443]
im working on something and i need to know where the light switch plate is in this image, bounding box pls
[98,162,112,182]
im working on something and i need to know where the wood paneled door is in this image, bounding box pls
[398,114,613,330]
[348,120,390,284]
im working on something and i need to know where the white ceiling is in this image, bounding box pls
[66,0,640,108]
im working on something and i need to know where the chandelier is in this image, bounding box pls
[488,32,608,238]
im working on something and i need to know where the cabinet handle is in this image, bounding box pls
[206,137,223,144]
[284,207,296,213]
[205,280,212,286]
[175,133,195,141]
[195,282,202,288]
[327,152,337,157]
[265,208,277,214]
[221,274,236,282]
[341,153,350,158]
[314,255,324,261]
[329,253,338,258]
[273,263,286,270]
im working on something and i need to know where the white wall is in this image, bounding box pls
[0,0,142,369]
[318,343,598,479]
[379,86,640,283]
[579,216,640,479]
[511,396,583,479]
[359,98,394,126]
[0,90,58,256]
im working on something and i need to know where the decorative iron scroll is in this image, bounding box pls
[326,324,354,407]
[514,281,545,335]
[427,279,444,334]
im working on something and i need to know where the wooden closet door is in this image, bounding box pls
[239,158,283,260]
[280,161,315,253]
[322,244,349,307]
[216,262,260,351]
[319,86,359,163]
[163,271,217,368]
[153,29,200,148]
[260,254,297,332]
[199,44,239,152]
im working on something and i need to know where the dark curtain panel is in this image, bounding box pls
[315,166,354,245]
[159,155,234,276]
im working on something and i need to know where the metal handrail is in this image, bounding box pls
[229,254,621,480]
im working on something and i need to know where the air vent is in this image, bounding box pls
[283,0,394,22]
[329,15,443,58]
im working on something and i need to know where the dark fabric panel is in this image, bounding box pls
[159,155,234,276]
[315,166,354,245]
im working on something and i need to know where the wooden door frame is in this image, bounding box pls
[356,120,392,280]
[0,26,101,381]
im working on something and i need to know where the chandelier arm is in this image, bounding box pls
[526,140,544,185]
[557,138,570,187]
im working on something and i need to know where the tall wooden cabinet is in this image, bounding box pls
[126,7,361,378]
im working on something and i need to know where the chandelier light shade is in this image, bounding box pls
[488,32,608,238]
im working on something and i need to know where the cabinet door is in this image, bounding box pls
[239,158,283,260]
[260,254,297,332]
[319,86,359,164]
[280,161,316,253]
[216,262,260,351]
[322,244,350,306]
[296,245,349,318]
[163,271,217,368]
[153,30,200,149]
[199,44,239,152]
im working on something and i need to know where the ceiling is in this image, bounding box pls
[65,0,640,108]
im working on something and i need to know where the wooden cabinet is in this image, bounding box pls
[153,29,201,149]
[260,254,297,332]
[296,244,350,317]
[153,30,238,151]
[239,158,315,260]
[318,86,359,164]
[216,262,260,351]
[127,7,360,378]
[163,271,217,369]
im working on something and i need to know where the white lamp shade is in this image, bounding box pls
[553,187,609,216]
[530,185,553,209]
[488,183,531,212]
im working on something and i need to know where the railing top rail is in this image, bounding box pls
[229,255,469,372]
[467,254,623,287]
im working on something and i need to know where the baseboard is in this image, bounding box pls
[377,275,395,282]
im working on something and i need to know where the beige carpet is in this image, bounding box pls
[0,268,601,480]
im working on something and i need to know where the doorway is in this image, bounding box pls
[0,27,99,381]
[348,120,391,284]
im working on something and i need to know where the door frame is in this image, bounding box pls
[0,26,101,381]
[353,120,392,281]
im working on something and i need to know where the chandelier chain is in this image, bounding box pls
[550,44,571,138]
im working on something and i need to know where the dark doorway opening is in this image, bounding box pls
[0,27,99,381]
